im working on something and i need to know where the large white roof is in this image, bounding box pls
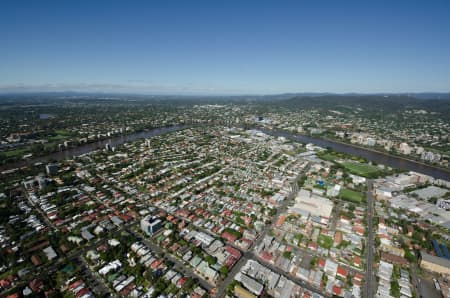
[290,189,333,218]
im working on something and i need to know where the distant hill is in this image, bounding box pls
[1,91,450,100]
[275,94,450,119]
[401,92,450,100]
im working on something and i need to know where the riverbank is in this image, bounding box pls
[1,124,449,181]
[257,127,450,181]
[0,125,190,173]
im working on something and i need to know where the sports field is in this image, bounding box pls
[339,188,365,203]
[341,161,380,177]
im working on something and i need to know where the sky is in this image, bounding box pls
[1,0,450,95]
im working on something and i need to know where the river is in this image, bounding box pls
[258,128,450,181]
[1,124,449,181]
[0,125,189,173]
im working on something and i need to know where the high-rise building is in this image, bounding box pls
[140,215,163,236]
[45,164,58,176]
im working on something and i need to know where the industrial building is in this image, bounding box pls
[419,251,450,276]
[289,189,333,225]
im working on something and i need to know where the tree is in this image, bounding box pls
[429,197,438,204]
[390,280,400,297]
[348,204,355,212]
[220,265,229,277]
[283,251,292,259]
[30,143,45,155]
[205,255,217,266]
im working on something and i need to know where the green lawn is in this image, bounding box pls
[318,234,334,249]
[341,161,380,177]
[55,129,70,135]
[319,153,338,162]
[339,188,365,203]
[0,148,29,158]
[48,134,69,141]
[48,129,72,141]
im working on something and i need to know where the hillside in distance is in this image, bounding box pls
[277,94,450,120]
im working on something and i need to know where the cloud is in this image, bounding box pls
[0,82,263,95]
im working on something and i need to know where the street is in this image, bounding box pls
[214,164,334,298]
[365,180,375,298]
[125,225,214,292]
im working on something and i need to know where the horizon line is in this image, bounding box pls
[1,90,450,97]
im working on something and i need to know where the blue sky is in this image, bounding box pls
[1,0,450,94]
